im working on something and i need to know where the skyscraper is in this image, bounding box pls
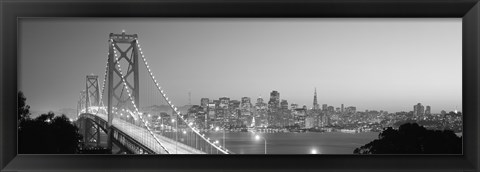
[256,96,264,106]
[240,97,252,121]
[268,90,280,110]
[255,96,268,127]
[268,91,280,127]
[219,97,230,109]
[313,88,320,110]
[241,97,252,110]
[413,103,425,118]
[341,104,344,113]
[280,100,289,110]
[425,106,431,115]
[322,104,328,111]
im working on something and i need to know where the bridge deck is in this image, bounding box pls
[95,113,205,154]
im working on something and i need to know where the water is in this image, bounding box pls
[205,132,379,154]
[92,131,379,154]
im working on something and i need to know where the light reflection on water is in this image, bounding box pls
[97,131,379,154]
[205,132,379,154]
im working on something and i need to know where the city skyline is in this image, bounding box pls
[190,90,459,114]
[19,18,461,114]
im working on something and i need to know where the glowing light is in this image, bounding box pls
[183,130,187,135]
[311,149,318,154]
[215,127,220,131]
[255,135,260,140]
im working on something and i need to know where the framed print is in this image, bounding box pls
[1,0,479,171]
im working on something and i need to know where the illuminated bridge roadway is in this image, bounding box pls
[76,31,229,154]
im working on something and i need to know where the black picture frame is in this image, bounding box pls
[1,0,479,171]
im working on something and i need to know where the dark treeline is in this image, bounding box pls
[354,123,462,154]
[18,91,82,154]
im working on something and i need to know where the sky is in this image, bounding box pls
[19,18,462,114]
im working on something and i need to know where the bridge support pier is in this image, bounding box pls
[82,119,103,147]
[82,119,89,144]
[96,124,101,147]
[107,128,113,151]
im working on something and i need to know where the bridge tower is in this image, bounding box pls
[107,31,140,150]
[85,75,100,113]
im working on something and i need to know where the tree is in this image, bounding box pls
[18,91,31,122]
[354,123,461,154]
[18,91,83,154]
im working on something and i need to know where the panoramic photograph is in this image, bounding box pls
[18,18,462,154]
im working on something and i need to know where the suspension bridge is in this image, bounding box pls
[75,31,230,154]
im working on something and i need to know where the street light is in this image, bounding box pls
[254,134,267,154]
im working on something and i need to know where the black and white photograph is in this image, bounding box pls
[18,18,462,155]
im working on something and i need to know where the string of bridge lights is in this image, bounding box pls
[135,38,229,154]
[98,55,109,109]
[110,39,170,154]
[89,58,109,117]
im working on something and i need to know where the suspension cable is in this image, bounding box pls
[135,38,229,154]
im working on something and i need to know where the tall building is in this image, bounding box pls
[294,107,307,128]
[280,100,289,110]
[257,96,264,105]
[313,88,320,110]
[228,100,241,125]
[413,103,425,118]
[200,98,209,109]
[207,102,216,124]
[341,104,344,113]
[268,90,280,110]
[267,91,281,127]
[425,106,431,115]
[241,97,252,110]
[322,104,328,111]
[219,97,230,109]
[254,96,268,127]
[240,97,253,124]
